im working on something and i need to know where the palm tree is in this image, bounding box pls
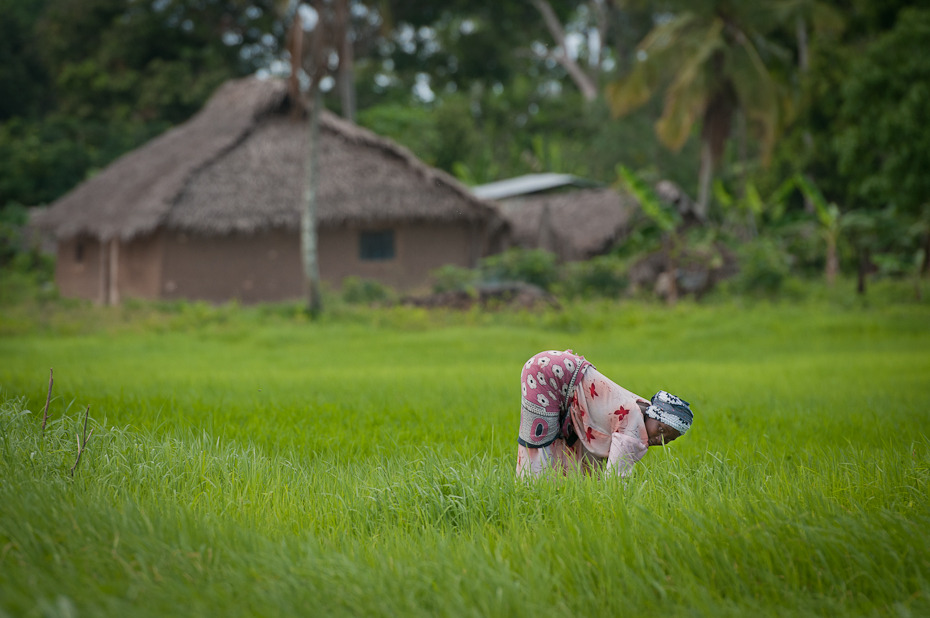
[605,3,790,221]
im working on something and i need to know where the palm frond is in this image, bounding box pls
[655,76,706,151]
[728,36,783,162]
[605,66,657,117]
[651,18,724,150]
[617,165,679,232]
[605,13,697,118]
[637,12,698,56]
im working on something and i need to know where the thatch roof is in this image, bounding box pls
[493,187,634,261]
[36,77,502,241]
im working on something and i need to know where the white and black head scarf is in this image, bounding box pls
[644,391,693,435]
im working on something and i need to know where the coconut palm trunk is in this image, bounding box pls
[285,0,352,316]
[334,0,355,121]
[696,141,714,222]
[302,86,323,316]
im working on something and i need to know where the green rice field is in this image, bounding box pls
[1,295,929,617]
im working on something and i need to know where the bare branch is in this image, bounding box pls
[532,0,568,49]
[70,405,94,477]
[592,0,609,68]
[531,0,598,101]
[287,11,307,114]
[42,368,53,432]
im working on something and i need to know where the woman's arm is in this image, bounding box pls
[605,432,648,477]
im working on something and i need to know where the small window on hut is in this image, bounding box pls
[75,241,85,263]
[359,230,395,261]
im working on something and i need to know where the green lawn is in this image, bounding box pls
[1,297,928,616]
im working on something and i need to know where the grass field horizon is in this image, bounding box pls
[1,295,928,616]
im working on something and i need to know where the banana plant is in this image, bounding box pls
[617,165,681,303]
[794,174,840,287]
[713,179,765,237]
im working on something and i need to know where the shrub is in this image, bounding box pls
[340,276,394,305]
[558,255,629,299]
[733,238,793,296]
[479,248,559,291]
[430,264,479,294]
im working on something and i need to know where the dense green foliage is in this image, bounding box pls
[3,1,924,211]
[1,297,928,616]
[0,0,280,206]
[833,7,930,214]
[1,0,927,295]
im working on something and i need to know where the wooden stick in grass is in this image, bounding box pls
[42,368,53,432]
[70,404,94,477]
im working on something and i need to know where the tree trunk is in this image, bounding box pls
[696,141,713,222]
[338,39,355,121]
[856,248,869,296]
[663,234,678,306]
[796,15,809,72]
[735,111,757,238]
[302,87,323,316]
[796,15,816,159]
[922,230,930,276]
[335,0,355,121]
[825,235,838,287]
[287,9,304,112]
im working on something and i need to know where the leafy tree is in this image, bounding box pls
[605,1,793,221]
[0,0,283,210]
[766,0,918,211]
[0,0,51,120]
[842,207,901,296]
[833,7,930,215]
[0,115,168,207]
[37,0,280,124]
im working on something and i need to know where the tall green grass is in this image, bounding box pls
[1,298,929,616]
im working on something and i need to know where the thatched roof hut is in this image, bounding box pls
[489,186,635,262]
[35,77,506,304]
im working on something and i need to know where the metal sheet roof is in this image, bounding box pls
[472,173,601,201]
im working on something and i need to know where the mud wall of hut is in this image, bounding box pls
[55,222,490,305]
[318,222,481,292]
[159,229,302,304]
[55,236,106,302]
[117,232,164,301]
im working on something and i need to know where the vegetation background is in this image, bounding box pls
[2,0,929,294]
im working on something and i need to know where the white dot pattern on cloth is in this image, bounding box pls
[517,350,590,448]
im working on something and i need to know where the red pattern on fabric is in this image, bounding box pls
[517,362,652,480]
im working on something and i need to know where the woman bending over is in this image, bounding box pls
[516,349,693,478]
